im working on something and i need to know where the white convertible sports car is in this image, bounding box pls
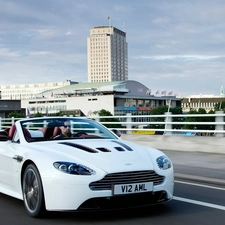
[0,116,174,217]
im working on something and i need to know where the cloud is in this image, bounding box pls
[0,0,225,96]
[0,48,20,57]
[152,17,171,26]
[34,29,56,36]
[29,51,51,56]
[113,4,133,13]
[66,31,72,35]
[136,55,225,61]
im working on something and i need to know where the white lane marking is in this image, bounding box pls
[175,180,225,191]
[173,196,225,211]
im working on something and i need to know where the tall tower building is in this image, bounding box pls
[87,26,128,83]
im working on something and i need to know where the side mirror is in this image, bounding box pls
[111,129,121,137]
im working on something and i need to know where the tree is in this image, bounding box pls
[214,101,225,111]
[146,106,183,134]
[55,111,65,116]
[33,112,44,117]
[184,109,199,130]
[150,106,168,115]
[97,109,122,128]
[170,107,183,129]
[147,106,168,134]
[184,108,215,131]
[207,109,215,130]
[8,111,25,118]
[197,108,214,130]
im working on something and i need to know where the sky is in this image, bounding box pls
[1,0,225,97]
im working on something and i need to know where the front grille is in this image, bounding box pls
[89,170,165,191]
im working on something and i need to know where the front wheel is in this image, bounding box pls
[22,164,45,217]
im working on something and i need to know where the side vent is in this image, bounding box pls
[96,147,111,152]
[114,147,125,151]
[111,141,133,151]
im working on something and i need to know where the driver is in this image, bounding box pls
[54,120,72,139]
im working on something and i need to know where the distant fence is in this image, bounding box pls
[0,111,225,136]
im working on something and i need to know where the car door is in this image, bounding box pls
[0,129,23,194]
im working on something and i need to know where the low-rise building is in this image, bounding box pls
[21,80,181,123]
[0,100,25,118]
[0,80,182,122]
[182,94,225,112]
[0,80,77,100]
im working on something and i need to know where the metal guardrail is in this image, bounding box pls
[0,112,225,135]
[89,112,225,135]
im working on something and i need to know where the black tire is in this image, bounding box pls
[22,164,45,217]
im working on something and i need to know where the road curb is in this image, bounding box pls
[174,173,225,186]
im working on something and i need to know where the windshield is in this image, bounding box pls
[20,117,118,142]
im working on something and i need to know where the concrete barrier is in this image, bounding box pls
[121,134,225,154]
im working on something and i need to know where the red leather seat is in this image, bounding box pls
[40,127,55,139]
[4,127,10,134]
[23,128,31,142]
[8,125,16,140]
[50,127,61,139]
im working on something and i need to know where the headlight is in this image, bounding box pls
[53,162,96,175]
[156,155,172,170]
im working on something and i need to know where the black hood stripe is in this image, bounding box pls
[59,141,133,153]
[59,142,98,153]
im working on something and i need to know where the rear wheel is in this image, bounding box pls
[22,164,45,217]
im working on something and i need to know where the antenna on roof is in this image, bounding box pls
[122,22,124,31]
[108,16,111,26]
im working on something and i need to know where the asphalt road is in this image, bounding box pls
[163,150,225,184]
[0,150,224,225]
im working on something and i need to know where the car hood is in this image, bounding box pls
[31,139,160,172]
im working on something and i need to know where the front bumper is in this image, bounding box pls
[78,190,171,211]
[43,169,174,211]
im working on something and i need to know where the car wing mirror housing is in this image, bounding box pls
[111,129,121,137]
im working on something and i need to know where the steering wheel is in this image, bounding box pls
[74,132,88,137]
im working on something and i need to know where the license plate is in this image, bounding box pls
[113,182,153,195]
